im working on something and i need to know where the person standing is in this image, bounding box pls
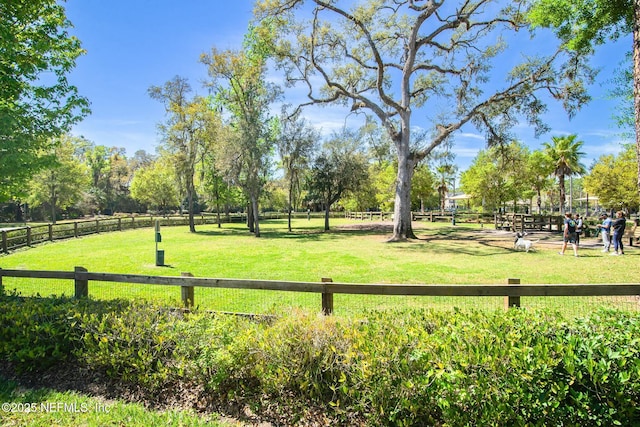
[559,212,578,257]
[596,213,612,252]
[611,211,627,256]
[575,214,583,246]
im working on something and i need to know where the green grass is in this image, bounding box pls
[0,378,229,426]
[0,218,638,315]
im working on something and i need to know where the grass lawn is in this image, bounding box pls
[0,218,638,315]
[0,378,230,427]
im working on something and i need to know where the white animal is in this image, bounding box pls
[514,232,538,252]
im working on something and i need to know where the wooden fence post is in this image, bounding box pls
[48,224,53,241]
[181,272,195,308]
[118,217,122,231]
[0,267,3,293]
[2,231,7,254]
[322,277,334,315]
[504,278,521,309]
[74,222,78,238]
[74,266,89,299]
[26,226,32,246]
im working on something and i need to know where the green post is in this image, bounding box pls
[155,220,164,266]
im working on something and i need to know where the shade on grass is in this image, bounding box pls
[1,218,637,315]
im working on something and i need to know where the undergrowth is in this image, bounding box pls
[1,290,639,426]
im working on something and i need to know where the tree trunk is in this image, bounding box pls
[187,178,196,233]
[324,203,330,231]
[49,183,57,224]
[287,181,293,232]
[558,174,566,213]
[214,178,222,228]
[14,201,23,222]
[247,202,255,233]
[50,201,56,225]
[251,196,261,237]
[634,0,640,197]
[390,143,416,241]
[537,190,542,214]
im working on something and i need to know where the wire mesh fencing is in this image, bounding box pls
[1,269,639,318]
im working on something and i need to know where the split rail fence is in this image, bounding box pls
[1,267,639,316]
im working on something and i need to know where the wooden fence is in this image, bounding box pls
[0,211,353,254]
[1,267,638,315]
[345,211,494,224]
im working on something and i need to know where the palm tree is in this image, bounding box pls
[542,135,586,213]
[435,164,457,213]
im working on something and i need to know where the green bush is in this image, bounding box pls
[1,292,639,426]
[78,301,184,389]
[0,292,78,371]
[244,309,640,426]
[0,292,127,372]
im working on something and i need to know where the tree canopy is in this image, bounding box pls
[584,144,640,212]
[256,0,593,240]
[542,134,586,212]
[529,0,640,196]
[0,0,90,202]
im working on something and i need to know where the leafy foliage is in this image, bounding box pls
[26,135,90,223]
[130,156,180,213]
[255,0,594,240]
[543,134,587,212]
[307,130,369,230]
[584,144,640,212]
[1,291,639,426]
[0,0,90,202]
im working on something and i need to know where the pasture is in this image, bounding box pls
[1,218,637,315]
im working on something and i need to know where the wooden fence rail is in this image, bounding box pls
[0,214,235,254]
[1,267,639,315]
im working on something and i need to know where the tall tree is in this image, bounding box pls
[435,163,457,213]
[27,134,89,223]
[200,121,233,228]
[307,131,369,231]
[584,144,640,212]
[277,111,320,231]
[529,0,640,197]
[460,141,529,213]
[201,32,280,238]
[412,164,437,213]
[130,157,180,215]
[256,0,591,241]
[526,150,554,214]
[0,0,90,202]
[542,134,586,212]
[149,77,216,232]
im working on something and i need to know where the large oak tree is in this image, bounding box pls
[256,0,592,241]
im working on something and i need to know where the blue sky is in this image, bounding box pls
[64,0,632,172]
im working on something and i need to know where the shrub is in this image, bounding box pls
[78,301,185,389]
[0,292,127,372]
[1,292,639,426]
